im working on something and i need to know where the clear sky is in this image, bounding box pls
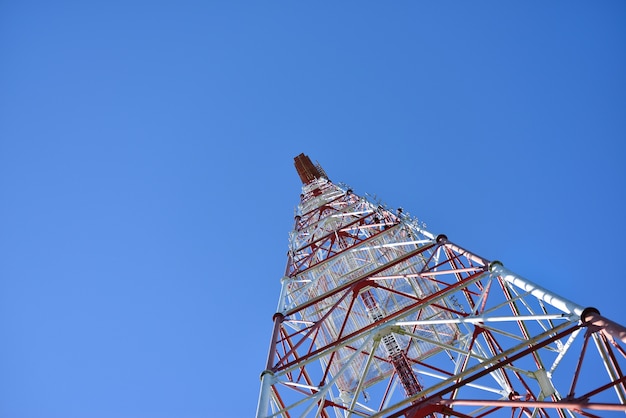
[1,2,625,417]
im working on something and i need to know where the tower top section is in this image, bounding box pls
[293,153,328,184]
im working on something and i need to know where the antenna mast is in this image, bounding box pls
[257,154,626,417]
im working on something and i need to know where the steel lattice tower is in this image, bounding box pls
[257,154,626,418]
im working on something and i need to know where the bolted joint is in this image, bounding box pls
[374,324,403,341]
[259,369,275,380]
[389,325,404,334]
[436,234,448,243]
[272,312,285,322]
[489,260,503,272]
[580,307,600,324]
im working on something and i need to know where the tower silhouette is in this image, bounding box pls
[257,154,626,417]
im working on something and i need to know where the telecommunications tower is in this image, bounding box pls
[257,154,626,418]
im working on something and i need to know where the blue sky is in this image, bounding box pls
[1,2,625,417]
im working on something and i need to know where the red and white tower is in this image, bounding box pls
[257,154,626,417]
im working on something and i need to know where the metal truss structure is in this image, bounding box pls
[256,154,626,418]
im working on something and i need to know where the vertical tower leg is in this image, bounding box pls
[256,371,274,418]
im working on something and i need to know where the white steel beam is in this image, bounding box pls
[396,313,570,327]
[256,371,276,418]
[489,262,584,317]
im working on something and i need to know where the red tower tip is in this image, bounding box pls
[294,153,327,184]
